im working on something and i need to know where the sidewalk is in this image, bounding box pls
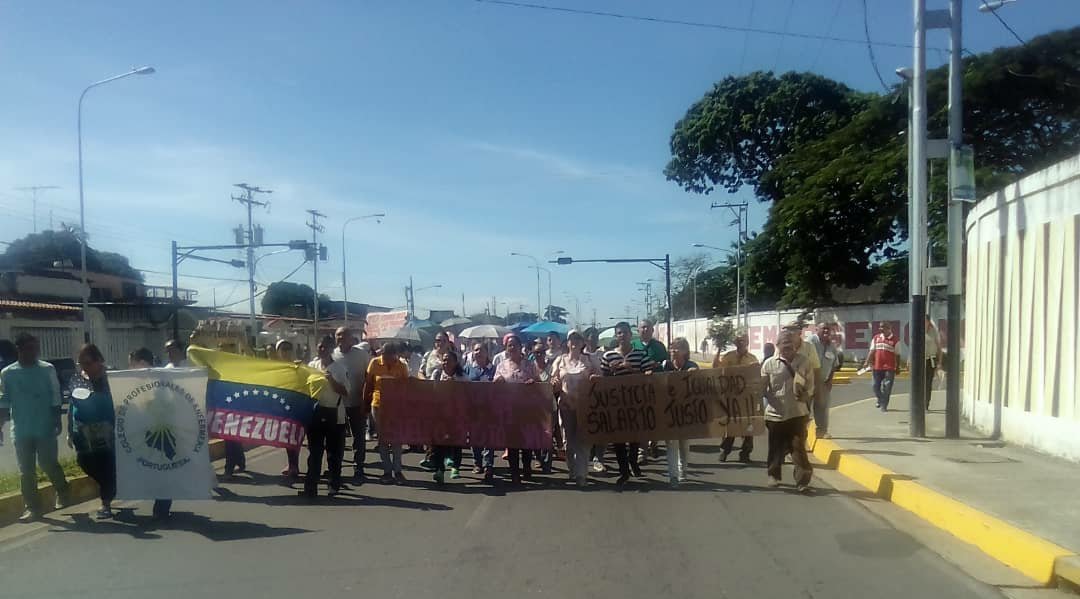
[812,389,1080,588]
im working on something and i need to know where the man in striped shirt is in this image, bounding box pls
[600,321,657,486]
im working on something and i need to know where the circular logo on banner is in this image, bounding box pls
[116,379,208,472]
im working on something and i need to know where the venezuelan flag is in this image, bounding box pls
[188,347,326,451]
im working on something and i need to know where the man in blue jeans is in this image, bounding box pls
[0,333,70,522]
[863,322,901,412]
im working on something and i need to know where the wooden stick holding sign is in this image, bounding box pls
[579,363,764,444]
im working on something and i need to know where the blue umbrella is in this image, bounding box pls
[522,321,571,336]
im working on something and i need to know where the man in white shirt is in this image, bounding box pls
[762,330,814,492]
[305,336,350,498]
[332,327,371,483]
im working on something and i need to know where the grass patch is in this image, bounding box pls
[0,457,84,496]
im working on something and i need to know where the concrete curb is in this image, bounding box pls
[807,424,1079,587]
[0,439,229,528]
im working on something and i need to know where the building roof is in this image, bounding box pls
[0,299,81,313]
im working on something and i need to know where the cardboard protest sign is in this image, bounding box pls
[377,379,553,450]
[578,364,764,444]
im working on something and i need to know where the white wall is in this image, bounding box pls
[658,302,952,363]
[963,152,1080,462]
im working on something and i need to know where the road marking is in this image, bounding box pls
[465,495,494,530]
[832,397,875,412]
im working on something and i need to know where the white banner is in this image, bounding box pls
[109,368,214,500]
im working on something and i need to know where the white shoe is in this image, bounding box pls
[590,458,605,473]
[767,476,781,488]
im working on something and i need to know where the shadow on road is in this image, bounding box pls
[213,486,453,511]
[42,510,310,542]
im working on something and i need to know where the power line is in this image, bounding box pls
[860,0,891,92]
[738,0,755,73]
[212,260,307,309]
[809,0,845,71]
[473,0,941,51]
[772,0,796,72]
[980,0,1026,46]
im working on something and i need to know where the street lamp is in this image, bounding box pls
[978,0,1015,11]
[528,265,553,319]
[693,242,743,329]
[341,212,385,325]
[78,66,155,342]
[552,254,673,347]
[405,276,441,318]
[510,252,543,319]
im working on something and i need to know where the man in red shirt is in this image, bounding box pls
[863,322,901,412]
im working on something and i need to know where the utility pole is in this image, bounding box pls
[233,183,272,340]
[306,209,326,336]
[909,0,930,437]
[710,202,749,329]
[945,0,964,439]
[406,276,415,317]
[461,292,466,317]
[14,185,60,233]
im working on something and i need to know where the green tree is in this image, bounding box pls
[543,305,569,323]
[667,29,1080,306]
[0,229,144,281]
[665,71,869,196]
[467,312,507,326]
[262,281,331,318]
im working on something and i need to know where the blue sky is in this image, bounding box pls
[1,0,1075,325]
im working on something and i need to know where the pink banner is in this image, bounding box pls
[377,379,553,450]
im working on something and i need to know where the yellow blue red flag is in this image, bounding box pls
[188,347,325,451]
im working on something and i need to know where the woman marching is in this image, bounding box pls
[493,334,540,484]
[550,330,601,487]
[430,350,469,484]
[69,344,117,519]
[661,337,698,486]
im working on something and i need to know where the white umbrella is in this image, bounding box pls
[459,324,510,339]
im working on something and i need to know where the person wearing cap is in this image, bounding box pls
[863,321,902,412]
[782,320,821,418]
[762,330,814,492]
[716,331,759,463]
[806,323,841,438]
[332,327,371,483]
[164,339,187,368]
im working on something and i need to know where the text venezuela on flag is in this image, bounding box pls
[188,347,326,451]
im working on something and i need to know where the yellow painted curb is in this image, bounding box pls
[807,425,1077,585]
[0,439,230,528]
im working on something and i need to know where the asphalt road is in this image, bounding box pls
[0,379,1011,599]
